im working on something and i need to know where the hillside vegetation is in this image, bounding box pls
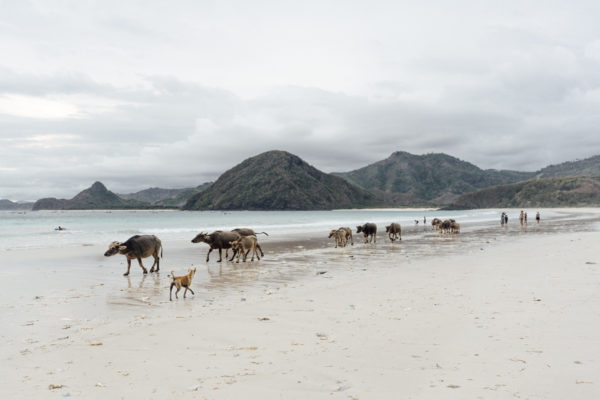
[119,187,192,204]
[445,176,600,209]
[536,155,600,178]
[183,150,377,210]
[335,151,534,206]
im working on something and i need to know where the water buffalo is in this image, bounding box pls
[192,230,241,262]
[104,234,163,276]
[356,223,377,243]
[439,219,458,234]
[340,227,353,245]
[439,219,451,233]
[328,228,347,248]
[450,221,460,233]
[232,228,266,257]
[230,235,261,263]
[385,223,401,242]
[431,218,443,230]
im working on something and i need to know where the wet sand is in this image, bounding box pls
[1,209,600,399]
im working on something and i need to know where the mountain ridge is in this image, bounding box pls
[32,182,154,210]
[22,151,600,211]
[0,199,34,210]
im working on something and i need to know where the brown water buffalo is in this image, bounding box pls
[450,221,460,233]
[356,223,377,243]
[439,219,458,234]
[104,234,163,276]
[385,223,402,241]
[192,230,241,262]
[230,235,261,263]
[232,228,266,257]
[431,218,443,230]
[439,219,451,233]
[328,228,347,248]
[340,227,353,245]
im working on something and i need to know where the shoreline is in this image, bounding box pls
[1,209,600,398]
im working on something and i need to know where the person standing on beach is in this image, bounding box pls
[501,212,505,226]
[519,210,524,225]
[536,211,541,224]
[505,214,508,224]
[524,212,528,223]
[423,216,426,224]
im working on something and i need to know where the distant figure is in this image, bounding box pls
[519,210,524,225]
[414,220,419,225]
[55,226,66,231]
[501,212,505,226]
[504,214,508,224]
[536,211,541,224]
[423,216,426,224]
[524,212,528,223]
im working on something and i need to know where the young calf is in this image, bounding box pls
[339,227,353,245]
[170,268,196,301]
[385,223,402,242]
[230,235,260,263]
[328,229,347,248]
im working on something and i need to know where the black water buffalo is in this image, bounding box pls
[439,219,458,234]
[192,230,241,262]
[104,234,163,276]
[356,223,377,243]
[431,218,443,230]
[385,223,401,242]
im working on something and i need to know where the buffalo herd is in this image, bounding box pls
[104,219,460,275]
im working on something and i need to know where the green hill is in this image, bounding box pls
[182,150,378,210]
[334,151,534,206]
[536,155,600,178]
[32,182,152,210]
[444,176,600,209]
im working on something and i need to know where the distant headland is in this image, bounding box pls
[2,150,598,211]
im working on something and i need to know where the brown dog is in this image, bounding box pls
[170,268,196,301]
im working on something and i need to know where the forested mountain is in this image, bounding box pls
[334,151,534,205]
[183,150,377,210]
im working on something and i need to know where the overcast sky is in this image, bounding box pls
[2,0,600,200]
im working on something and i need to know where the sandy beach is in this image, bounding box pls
[1,210,600,399]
